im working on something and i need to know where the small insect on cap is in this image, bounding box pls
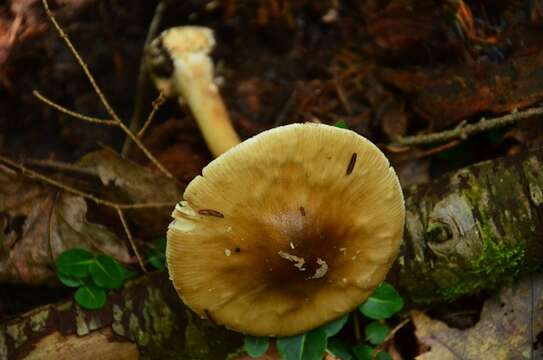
[167,123,405,337]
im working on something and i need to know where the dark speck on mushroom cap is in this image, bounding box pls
[166,123,405,337]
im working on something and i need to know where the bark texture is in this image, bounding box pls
[398,148,543,303]
[0,272,241,360]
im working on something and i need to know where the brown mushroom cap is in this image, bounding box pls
[167,123,405,337]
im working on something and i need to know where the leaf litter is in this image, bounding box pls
[412,276,543,360]
[0,164,130,285]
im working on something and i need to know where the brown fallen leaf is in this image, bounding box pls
[0,165,131,285]
[379,47,543,130]
[77,148,181,237]
[412,276,543,360]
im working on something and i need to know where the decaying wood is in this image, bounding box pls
[2,148,543,359]
[399,147,543,303]
[0,272,241,360]
[24,328,138,360]
[379,49,543,129]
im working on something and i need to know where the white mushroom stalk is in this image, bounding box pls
[146,26,240,157]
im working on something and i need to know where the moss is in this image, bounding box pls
[29,309,50,332]
[437,225,525,301]
[75,306,90,336]
[184,311,213,359]
[6,323,27,348]
[112,305,125,336]
[128,313,150,346]
[143,287,174,346]
[432,169,527,301]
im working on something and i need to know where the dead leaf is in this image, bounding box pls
[77,149,181,237]
[412,276,543,360]
[0,165,131,285]
[77,148,180,202]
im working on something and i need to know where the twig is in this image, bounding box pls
[117,208,148,273]
[41,0,121,125]
[391,105,543,146]
[383,317,410,344]
[0,155,175,210]
[413,140,461,159]
[22,157,98,176]
[40,0,176,181]
[273,86,297,127]
[122,0,167,156]
[353,310,362,344]
[374,318,411,354]
[137,92,165,138]
[33,90,115,125]
[333,73,352,115]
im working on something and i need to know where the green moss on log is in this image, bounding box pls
[399,151,543,303]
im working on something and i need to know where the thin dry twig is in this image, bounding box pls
[385,317,410,343]
[138,92,165,138]
[40,0,176,181]
[123,0,168,155]
[117,208,148,273]
[33,90,116,125]
[353,309,363,344]
[22,157,98,176]
[333,73,352,115]
[374,317,411,354]
[41,0,120,124]
[391,105,543,146]
[0,155,175,210]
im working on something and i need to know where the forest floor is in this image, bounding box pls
[1,1,543,359]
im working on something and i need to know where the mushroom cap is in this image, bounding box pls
[167,123,405,337]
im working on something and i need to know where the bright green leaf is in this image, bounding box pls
[352,344,373,360]
[89,255,124,289]
[122,267,138,281]
[244,335,269,358]
[375,351,392,360]
[148,238,167,271]
[334,120,348,129]
[277,329,327,360]
[153,238,167,252]
[365,321,390,345]
[56,248,94,278]
[58,272,86,287]
[327,338,353,360]
[277,334,304,360]
[148,253,166,271]
[74,283,107,310]
[320,314,349,338]
[359,282,404,320]
[302,330,327,360]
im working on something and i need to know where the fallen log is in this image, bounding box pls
[0,272,242,360]
[399,147,543,303]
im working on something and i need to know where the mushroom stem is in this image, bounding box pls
[146,27,241,157]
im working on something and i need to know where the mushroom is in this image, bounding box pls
[147,27,405,337]
[145,26,240,157]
